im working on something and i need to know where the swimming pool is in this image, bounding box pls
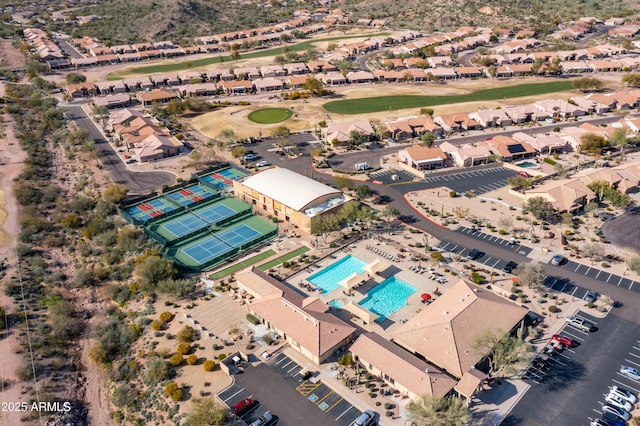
[516,161,538,168]
[329,299,345,309]
[307,255,367,294]
[359,276,417,320]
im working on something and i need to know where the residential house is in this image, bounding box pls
[440,142,493,167]
[136,89,177,106]
[570,95,615,114]
[428,68,458,80]
[217,80,253,95]
[503,104,549,124]
[511,132,567,154]
[123,77,155,92]
[620,115,640,133]
[134,134,184,162]
[590,60,620,73]
[285,75,310,89]
[179,83,218,97]
[428,56,451,68]
[94,80,127,95]
[455,67,484,78]
[523,179,595,212]
[283,63,309,75]
[506,64,533,76]
[434,113,479,133]
[468,109,512,128]
[534,99,587,118]
[152,74,180,86]
[319,72,347,86]
[322,121,375,143]
[114,116,164,146]
[574,164,640,194]
[484,135,536,162]
[349,333,457,400]
[398,145,447,170]
[392,279,527,397]
[92,94,131,109]
[238,267,355,364]
[374,70,407,82]
[308,61,337,72]
[346,71,376,84]
[253,78,284,93]
[260,65,286,77]
[66,82,96,98]
[385,116,442,138]
[557,126,591,151]
[109,108,144,128]
[382,58,406,70]
[179,71,203,84]
[234,66,261,80]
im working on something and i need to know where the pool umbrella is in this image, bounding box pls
[421,293,432,302]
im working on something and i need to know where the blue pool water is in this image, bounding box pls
[516,161,538,168]
[359,276,417,320]
[329,299,345,309]
[308,255,367,294]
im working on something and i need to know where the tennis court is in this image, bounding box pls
[181,235,235,264]
[199,166,247,190]
[192,202,236,223]
[165,184,217,206]
[124,197,177,222]
[159,213,209,239]
[216,223,262,248]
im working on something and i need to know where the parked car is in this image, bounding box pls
[602,404,631,421]
[565,316,594,332]
[251,413,277,426]
[501,261,517,274]
[244,154,259,161]
[585,290,597,303]
[353,410,376,426]
[620,366,640,381]
[467,248,480,260]
[517,171,531,178]
[256,160,269,167]
[231,398,257,417]
[605,394,633,412]
[601,410,628,426]
[609,386,638,404]
[551,254,566,266]
[552,334,574,348]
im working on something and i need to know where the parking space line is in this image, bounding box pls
[288,364,299,373]
[629,352,640,359]
[560,282,568,293]
[315,391,334,406]
[335,406,353,421]
[281,360,294,369]
[571,287,578,296]
[631,282,635,290]
[574,264,582,272]
[326,398,343,413]
[482,257,492,265]
[613,379,640,394]
[618,276,623,286]
[276,356,288,365]
[547,357,566,366]
[585,267,591,275]
[223,388,245,403]
[617,372,640,383]
[575,315,597,324]
[441,242,451,250]
[560,329,585,341]
[450,245,458,253]
[625,359,640,368]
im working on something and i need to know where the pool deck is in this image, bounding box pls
[288,239,454,339]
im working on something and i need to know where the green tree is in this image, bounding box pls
[355,184,373,200]
[270,126,291,138]
[60,213,82,229]
[66,72,87,84]
[380,205,400,235]
[157,278,196,299]
[513,263,546,289]
[472,327,531,377]
[333,176,354,190]
[135,255,179,288]
[145,356,169,382]
[178,325,196,342]
[219,128,236,144]
[310,214,340,244]
[609,127,629,158]
[347,130,368,148]
[302,77,324,95]
[628,256,640,275]
[420,107,434,117]
[421,131,435,147]
[310,148,323,159]
[622,72,640,87]
[103,184,129,204]
[407,394,471,426]
[506,175,532,189]
[165,99,186,115]
[231,146,247,159]
[68,128,90,145]
[188,397,228,426]
[230,51,241,61]
[522,196,555,220]
[561,212,574,225]
[170,353,184,366]
[581,242,606,262]
[336,60,354,73]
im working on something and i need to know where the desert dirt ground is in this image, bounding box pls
[191,77,584,140]
[0,39,26,69]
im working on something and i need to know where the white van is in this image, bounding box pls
[355,162,370,171]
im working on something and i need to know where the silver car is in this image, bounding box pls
[565,316,593,332]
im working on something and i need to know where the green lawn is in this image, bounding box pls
[118,33,389,76]
[248,108,293,124]
[258,246,310,271]
[323,81,575,114]
[208,249,276,280]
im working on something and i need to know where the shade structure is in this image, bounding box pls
[342,301,379,325]
[363,258,391,276]
[338,271,369,290]
[421,293,432,302]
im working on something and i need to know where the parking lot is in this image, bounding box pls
[435,240,521,273]
[421,167,517,195]
[369,169,417,185]
[506,311,640,426]
[454,226,533,256]
[550,257,640,293]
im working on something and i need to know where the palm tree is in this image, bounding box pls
[609,127,629,160]
[407,394,471,426]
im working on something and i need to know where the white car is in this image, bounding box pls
[620,366,640,381]
[256,161,269,167]
[609,386,638,404]
[605,393,633,412]
[602,404,631,421]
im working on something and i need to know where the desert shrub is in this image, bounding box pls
[178,326,196,342]
[203,360,215,371]
[246,314,260,325]
[171,389,183,401]
[587,301,595,309]
[164,382,179,397]
[511,287,519,293]
[264,336,274,346]
[159,312,173,323]
[218,353,227,361]
[169,354,183,366]
[176,343,192,355]
[430,252,445,261]
[186,355,198,365]
[548,305,558,313]
[150,320,163,330]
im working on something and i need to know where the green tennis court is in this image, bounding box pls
[156,213,210,240]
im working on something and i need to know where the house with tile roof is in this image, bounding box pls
[322,121,375,143]
[134,134,184,162]
[439,142,493,167]
[398,145,447,170]
[392,280,527,384]
[484,135,536,162]
[136,89,177,106]
[350,332,457,400]
[523,179,595,212]
[237,267,355,364]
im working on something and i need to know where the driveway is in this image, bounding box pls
[65,104,175,194]
[601,206,640,251]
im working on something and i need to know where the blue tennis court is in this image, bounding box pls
[182,235,235,264]
[215,224,261,248]
[165,184,217,206]
[124,197,177,222]
[161,214,209,238]
[192,203,236,224]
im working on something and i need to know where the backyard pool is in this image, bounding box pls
[359,276,417,321]
[307,255,367,294]
[516,161,538,168]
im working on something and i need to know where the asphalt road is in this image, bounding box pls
[601,206,640,251]
[65,104,176,194]
[507,310,640,426]
[57,39,85,59]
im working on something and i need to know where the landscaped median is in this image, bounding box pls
[257,246,310,271]
[323,81,574,114]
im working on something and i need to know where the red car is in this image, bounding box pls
[231,398,257,416]
[552,334,574,348]
[517,171,531,178]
